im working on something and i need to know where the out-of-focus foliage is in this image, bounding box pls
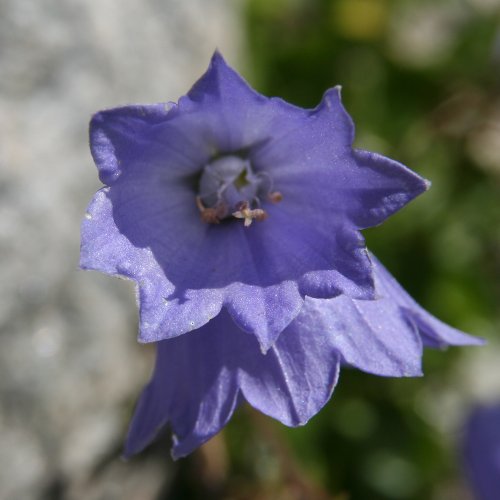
[161,1,500,499]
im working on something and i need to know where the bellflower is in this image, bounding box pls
[81,51,429,351]
[463,403,500,500]
[80,52,482,460]
[125,255,481,458]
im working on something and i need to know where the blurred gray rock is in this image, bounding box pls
[0,1,242,498]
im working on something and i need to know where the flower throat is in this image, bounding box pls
[196,155,282,226]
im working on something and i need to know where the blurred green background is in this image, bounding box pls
[165,0,500,499]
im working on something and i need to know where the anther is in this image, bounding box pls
[232,201,268,227]
[268,191,283,203]
[196,196,228,224]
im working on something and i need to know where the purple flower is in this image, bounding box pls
[80,52,482,460]
[125,255,481,458]
[81,52,429,351]
[463,403,500,500]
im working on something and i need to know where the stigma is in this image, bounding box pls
[232,201,268,227]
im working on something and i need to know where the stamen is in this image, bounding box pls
[232,201,268,227]
[268,191,283,203]
[196,196,228,224]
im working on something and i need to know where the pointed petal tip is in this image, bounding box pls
[327,85,342,98]
[222,293,304,355]
[288,415,312,427]
[122,439,145,460]
[259,343,270,355]
[408,310,486,349]
[137,334,152,344]
[257,336,281,355]
[405,365,424,378]
[414,175,431,197]
[89,110,103,130]
[170,445,187,461]
[443,331,486,347]
[211,48,225,62]
[438,334,486,348]
[170,432,221,460]
[318,86,344,110]
[406,169,431,195]
[136,324,171,343]
[170,435,187,460]
[243,327,280,356]
[78,261,91,272]
[208,49,231,73]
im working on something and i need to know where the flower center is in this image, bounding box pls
[196,155,282,226]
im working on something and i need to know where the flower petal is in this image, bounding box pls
[80,187,155,278]
[251,87,355,174]
[224,280,303,353]
[125,309,340,458]
[255,88,429,231]
[80,186,226,342]
[91,103,171,183]
[182,51,307,152]
[347,150,430,229]
[238,314,341,426]
[370,254,484,348]
[124,334,240,459]
[463,403,500,500]
[296,296,423,377]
